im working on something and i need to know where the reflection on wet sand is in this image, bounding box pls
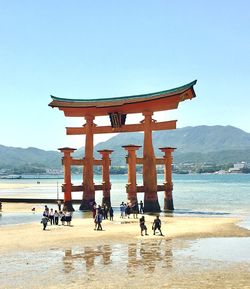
[63,240,173,276]
[63,244,112,273]
[128,240,173,275]
[1,237,249,289]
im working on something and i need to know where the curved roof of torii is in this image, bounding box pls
[49,80,197,117]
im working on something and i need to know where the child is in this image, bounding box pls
[54,210,59,225]
[49,208,54,225]
[41,216,49,230]
[60,211,66,226]
[65,211,72,226]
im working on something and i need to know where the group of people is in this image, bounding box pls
[92,202,114,221]
[139,215,164,236]
[119,200,144,219]
[40,201,164,236]
[92,202,114,231]
[41,205,73,230]
[90,201,164,236]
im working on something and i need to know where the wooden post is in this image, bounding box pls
[58,147,76,211]
[142,111,160,212]
[122,145,141,205]
[80,115,96,210]
[98,150,113,207]
[159,147,176,211]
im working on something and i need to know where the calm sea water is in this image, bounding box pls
[0,173,250,226]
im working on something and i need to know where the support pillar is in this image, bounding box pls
[98,150,113,207]
[122,145,141,205]
[58,147,76,212]
[80,115,96,210]
[159,147,176,211]
[142,111,160,212]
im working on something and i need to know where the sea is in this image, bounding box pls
[0,173,250,228]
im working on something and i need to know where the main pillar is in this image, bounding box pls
[142,111,160,212]
[122,145,141,205]
[80,115,96,210]
[98,149,113,207]
[159,147,176,211]
[59,147,76,212]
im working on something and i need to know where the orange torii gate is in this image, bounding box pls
[49,80,197,212]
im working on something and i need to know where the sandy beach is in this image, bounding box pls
[1,203,250,253]
[1,203,250,288]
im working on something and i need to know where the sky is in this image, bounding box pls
[0,0,249,150]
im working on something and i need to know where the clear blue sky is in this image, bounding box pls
[0,0,249,150]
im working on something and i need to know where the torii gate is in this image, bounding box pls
[49,80,197,212]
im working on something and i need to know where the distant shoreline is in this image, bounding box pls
[0,171,249,180]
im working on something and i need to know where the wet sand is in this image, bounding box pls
[0,203,250,288]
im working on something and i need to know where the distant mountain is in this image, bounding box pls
[152,125,250,153]
[0,145,60,170]
[1,125,250,172]
[94,125,250,165]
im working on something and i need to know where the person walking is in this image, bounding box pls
[152,215,164,236]
[41,216,49,230]
[96,211,103,231]
[139,216,148,236]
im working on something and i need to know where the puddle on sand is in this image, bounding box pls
[0,238,249,289]
[178,237,250,263]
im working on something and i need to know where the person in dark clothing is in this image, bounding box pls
[139,216,148,236]
[43,205,49,217]
[65,211,72,226]
[139,201,144,214]
[54,210,59,225]
[60,211,66,225]
[98,205,103,216]
[125,204,131,218]
[132,202,139,218]
[152,215,163,236]
[109,206,114,221]
[57,200,62,211]
[96,212,103,230]
[103,203,109,220]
